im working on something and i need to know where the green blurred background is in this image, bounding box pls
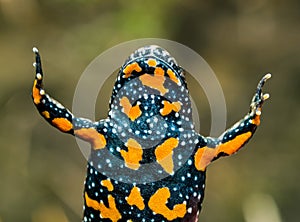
[0,0,299,221]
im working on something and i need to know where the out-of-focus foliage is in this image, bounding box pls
[0,0,299,221]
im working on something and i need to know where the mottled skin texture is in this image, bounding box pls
[32,46,271,222]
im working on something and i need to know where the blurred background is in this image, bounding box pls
[0,0,299,221]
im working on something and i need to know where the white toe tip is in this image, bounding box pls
[263,93,270,100]
[32,47,39,53]
[264,73,272,80]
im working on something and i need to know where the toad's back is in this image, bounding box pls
[32,45,270,221]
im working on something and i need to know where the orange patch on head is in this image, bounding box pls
[160,101,182,116]
[147,59,157,67]
[120,97,142,121]
[128,104,142,121]
[101,179,114,191]
[75,128,106,149]
[41,111,50,119]
[85,193,121,222]
[126,186,145,210]
[120,97,131,116]
[52,118,73,132]
[217,132,252,155]
[172,102,181,112]
[123,62,142,78]
[139,74,168,95]
[167,69,180,84]
[154,67,165,76]
[32,80,42,104]
[148,187,186,220]
[155,138,179,174]
[120,138,143,170]
[194,147,216,171]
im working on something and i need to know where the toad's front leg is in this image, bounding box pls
[194,74,271,171]
[32,48,106,149]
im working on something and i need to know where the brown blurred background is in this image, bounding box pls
[0,0,299,221]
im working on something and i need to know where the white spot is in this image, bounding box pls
[36,73,42,80]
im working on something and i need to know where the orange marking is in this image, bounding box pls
[194,146,216,171]
[217,132,252,155]
[75,128,106,149]
[126,186,145,210]
[148,187,186,220]
[139,74,168,95]
[101,179,114,191]
[52,118,73,132]
[32,80,42,104]
[154,67,165,76]
[123,62,142,78]
[85,192,121,222]
[155,138,179,174]
[129,105,142,121]
[120,97,131,116]
[120,138,143,170]
[194,132,252,171]
[167,69,180,84]
[252,115,261,125]
[147,59,157,67]
[120,97,142,121]
[41,111,50,119]
[160,101,181,116]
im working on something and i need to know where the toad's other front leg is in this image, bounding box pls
[194,74,271,171]
[32,48,106,149]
